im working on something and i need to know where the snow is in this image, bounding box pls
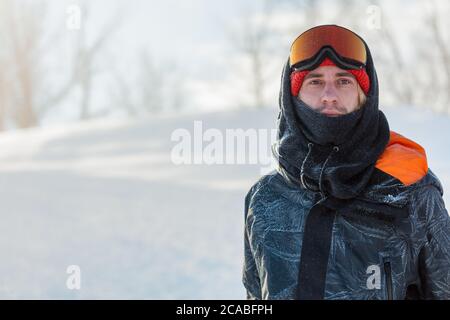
[0,105,448,299]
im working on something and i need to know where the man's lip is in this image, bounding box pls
[322,110,342,116]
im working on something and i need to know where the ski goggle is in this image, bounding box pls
[290,25,367,72]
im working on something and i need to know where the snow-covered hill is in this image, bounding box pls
[0,105,448,299]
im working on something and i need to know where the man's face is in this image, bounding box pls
[298,65,361,117]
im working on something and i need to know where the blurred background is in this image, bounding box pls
[0,0,448,299]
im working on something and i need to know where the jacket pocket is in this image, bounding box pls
[383,259,393,300]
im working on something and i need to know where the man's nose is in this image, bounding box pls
[320,84,338,105]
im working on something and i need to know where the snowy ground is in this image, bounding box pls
[0,105,448,299]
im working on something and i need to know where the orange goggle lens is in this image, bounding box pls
[290,25,367,69]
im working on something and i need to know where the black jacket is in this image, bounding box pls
[243,164,450,299]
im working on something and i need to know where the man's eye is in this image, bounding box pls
[338,78,352,85]
[309,80,322,85]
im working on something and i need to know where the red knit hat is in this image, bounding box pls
[290,57,370,97]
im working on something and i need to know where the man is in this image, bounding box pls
[242,24,450,300]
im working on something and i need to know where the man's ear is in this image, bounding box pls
[357,84,367,108]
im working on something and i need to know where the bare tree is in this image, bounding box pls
[108,49,187,117]
[0,0,125,131]
[0,0,70,128]
[0,0,93,130]
[359,0,450,114]
[242,20,266,108]
[426,0,450,113]
[227,1,275,109]
[163,61,185,112]
[0,13,9,130]
[359,0,415,107]
[71,3,123,120]
[0,0,44,128]
[136,50,165,114]
[136,51,189,114]
[108,66,137,117]
[0,58,8,130]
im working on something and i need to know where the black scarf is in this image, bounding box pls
[272,42,390,200]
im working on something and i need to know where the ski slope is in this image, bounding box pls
[0,105,448,299]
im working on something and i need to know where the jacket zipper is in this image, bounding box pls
[384,261,393,300]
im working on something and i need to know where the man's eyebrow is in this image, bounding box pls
[304,73,323,80]
[336,72,356,78]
